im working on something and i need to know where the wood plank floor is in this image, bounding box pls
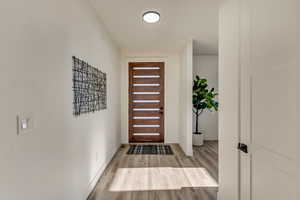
[88,141,218,200]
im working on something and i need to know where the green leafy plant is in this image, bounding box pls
[193,76,219,134]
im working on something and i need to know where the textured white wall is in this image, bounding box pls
[193,55,218,140]
[120,52,181,144]
[0,0,121,199]
[179,41,194,156]
[218,0,240,199]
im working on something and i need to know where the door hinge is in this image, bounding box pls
[238,143,248,153]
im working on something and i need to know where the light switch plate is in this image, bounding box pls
[17,113,34,135]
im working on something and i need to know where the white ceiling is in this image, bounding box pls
[91,0,220,54]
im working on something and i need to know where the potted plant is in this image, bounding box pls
[193,76,219,146]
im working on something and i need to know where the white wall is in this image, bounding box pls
[179,41,194,156]
[218,0,240,199]
[193,55,218,140]
[0,0,121,199]
[120,52,181,144]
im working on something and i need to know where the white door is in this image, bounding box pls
[239,0,300,199]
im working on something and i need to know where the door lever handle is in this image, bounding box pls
[238,143,248,153]
[159,107,164,114]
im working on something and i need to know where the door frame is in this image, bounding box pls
[128,62,165,143]
[219,0,241,199]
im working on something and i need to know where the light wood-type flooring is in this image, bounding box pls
[88,141,218,200]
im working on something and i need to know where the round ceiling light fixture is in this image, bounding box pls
[143,11,160,23]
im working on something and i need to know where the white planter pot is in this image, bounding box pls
[193,133,204,146]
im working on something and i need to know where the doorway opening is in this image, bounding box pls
[192,43,219,188]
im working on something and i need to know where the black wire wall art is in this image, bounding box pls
[72,56,107,116]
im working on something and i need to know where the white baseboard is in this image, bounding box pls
[84,145,120,199]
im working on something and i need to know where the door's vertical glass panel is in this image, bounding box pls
[133,84,160,87]
[133,125,160,128]
[133,67,160,70]
[133,75,160,78]
[133,108,160,111]
[133,100,160,103]
[133,92,160,95]
[133,116,160,119]
[133,133,160,136]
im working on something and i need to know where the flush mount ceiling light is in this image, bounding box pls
[143,11,160,23]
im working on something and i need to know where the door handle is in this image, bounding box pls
[238,143,248,154]
[159,107,164,114]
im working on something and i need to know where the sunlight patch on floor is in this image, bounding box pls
[109,167,218,192]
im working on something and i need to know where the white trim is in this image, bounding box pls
[84,145,120,199]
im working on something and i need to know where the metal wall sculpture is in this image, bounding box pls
[72,56,107,116]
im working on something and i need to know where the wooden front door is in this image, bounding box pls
[128,62,165,143]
